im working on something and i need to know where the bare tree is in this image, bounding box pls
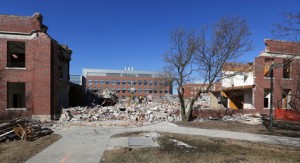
[163,29,198,121]
[272,12,300,112]
[163,17,252,121]
[272,12,300,42]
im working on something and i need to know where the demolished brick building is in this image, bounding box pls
[0,13,72,120]
[212,39,300,119]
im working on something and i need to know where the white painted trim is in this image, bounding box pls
[0,32,37,40]
[260,52,300,59]
[6,108,26,111]
[5,67,27,70]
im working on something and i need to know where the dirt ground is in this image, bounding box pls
[0,134,61,163]
[101,132,300,163]
[1,119,299,163]
[102,120,300,162]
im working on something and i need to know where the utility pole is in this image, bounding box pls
[269,63,274,132]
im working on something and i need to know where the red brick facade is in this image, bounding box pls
[182,83,209,98]
[0,13,72,120]
[86,75,172,98]
[253,39,300,113]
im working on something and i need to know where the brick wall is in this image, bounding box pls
[265,39,300,54]
[254,53,300,111]
[183,83,209,98]
[0,35,53,119]
[0,13,69,120]
[0,13,47,34]
[86,75,171,98]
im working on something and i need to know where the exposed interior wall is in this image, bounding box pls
[243,89,253,109]
[233,74,245,87]
[244,72,254,85]
[224,90,244,109]
[222,71,234,87]
[69,84,85,107]
[58,83,70,109]
[210,92,219,109]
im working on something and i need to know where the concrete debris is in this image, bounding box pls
[170,139,194,148]
[60,94,264,126]
[0,118,53,142]
[59,96,181,124]
[85,88,118,106]
[221,113,264,125]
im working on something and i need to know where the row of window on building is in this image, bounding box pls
[264,58,291,78]
[190,86,207,91]
[88,80,169,86]
[87,87,169,94]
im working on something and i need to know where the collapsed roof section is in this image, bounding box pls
[263,39,300,55]
[222,62,253,72]
[58,44,72,61]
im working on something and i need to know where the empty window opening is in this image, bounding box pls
[7,82,25,108]
[283,60,291,79]
[282,89,291,109]
[264,58,274,77]
[264,89,271,108]
[7,41,26,67]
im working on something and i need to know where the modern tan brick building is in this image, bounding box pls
[83,68,173,98]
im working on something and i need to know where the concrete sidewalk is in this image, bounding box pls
[26,121,300,163]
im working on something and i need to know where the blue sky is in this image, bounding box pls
[1,0,299,75]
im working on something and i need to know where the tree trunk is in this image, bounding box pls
[178,86,187,121]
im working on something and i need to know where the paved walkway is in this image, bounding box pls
[26,121,300,163]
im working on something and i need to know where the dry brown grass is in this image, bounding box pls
[0,134,61,163]
[101,132,300,163]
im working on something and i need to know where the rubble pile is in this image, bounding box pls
[0,118,53,142]
[60,96,181,124]
[85,88,118,106]
[221,113,264,125]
